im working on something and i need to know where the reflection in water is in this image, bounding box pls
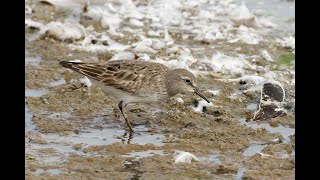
[26,122,164,163]
[121,124,158,144]
[122,131,134,144]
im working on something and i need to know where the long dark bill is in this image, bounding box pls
[194,88,210,103]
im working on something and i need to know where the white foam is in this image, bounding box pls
[150,39,166,50]
[26,0,294,81]
[264,71,278,81]
[128,18,144,27]
[39,0,85,9]
[258,18,278,28]
[230,0,257,27]
[39,0,92,18]
[110,52,135,61]
[147,30,162,37]
[69,34,130,53]
[277,35,295,50]
[228,25,261,45]
[134,39,158,54]
[206,90,220,96]
[204,52,251,75]
[260,50,274,62]
[191,100,213,113]
[157,0,184,26]
[37,20,86,42]
[200,27,226,41]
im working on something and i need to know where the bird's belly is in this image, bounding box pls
[90,78,161,104]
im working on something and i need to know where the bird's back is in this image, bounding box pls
[60,60,170,102]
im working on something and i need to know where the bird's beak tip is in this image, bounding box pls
[194,88,210,103]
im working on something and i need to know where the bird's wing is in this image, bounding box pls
[60,60,168,94]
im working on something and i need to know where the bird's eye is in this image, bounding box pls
[184,79,191,83]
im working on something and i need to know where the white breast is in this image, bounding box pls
[88,77,160,104]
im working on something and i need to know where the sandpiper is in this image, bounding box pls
[60,60,210,133]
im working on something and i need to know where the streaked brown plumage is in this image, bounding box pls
[60,60,210,133]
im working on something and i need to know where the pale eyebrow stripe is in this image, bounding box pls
[181,76,190,80]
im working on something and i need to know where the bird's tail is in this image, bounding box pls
[60,61,85,69]
[59,61,106,81]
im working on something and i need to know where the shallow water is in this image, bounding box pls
[25,54,42,66]
[239,118,294,143]
[25,103,36,132]
[243,143,267,156]
[25,0,295,178]
[246,103,258,110]
[198,153,221,164]
[26,111,164,164]
[124,150,166,159]
[34,168,63,175]
[246,0,295,36]
[41,125,164,147]
[235,167,246,180]
[49,79,66,87]
[26,103,164,166]
[240,117,294,157]
[25,89,47,97]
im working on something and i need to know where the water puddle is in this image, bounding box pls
[246,103,258,110]
[243,143,267,157]
[26,111,164,165]
[198,154,221,164]
[26,147,66,165]
[27,141,87,155]
[34,168,63,175]
[25,89,47,97]
[275,151,290,159]
[41,125,164,148]
[124,150,166,159]
[26,126,164,164]
[49,78,66,87]
[246,0,295,36]
[26,140,87,165]
[25,55,42,66]
[240,117,294,157]
[239,118,294,143]
[235,167,246,180]
[25,103,36,132]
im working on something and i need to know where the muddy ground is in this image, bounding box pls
[25,1,295,179]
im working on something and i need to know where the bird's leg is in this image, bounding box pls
[118,101,135,133]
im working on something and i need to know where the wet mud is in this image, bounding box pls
[25,0,295,179]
